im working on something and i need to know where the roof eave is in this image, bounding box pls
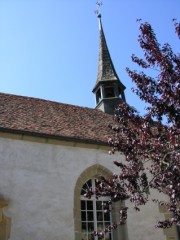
[0,127,109,147]
[92,79,126,93]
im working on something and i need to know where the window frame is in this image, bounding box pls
[80,178,113,240]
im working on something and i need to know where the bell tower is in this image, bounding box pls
[92,3,126,115]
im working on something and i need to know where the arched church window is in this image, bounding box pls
[81,179,113,240]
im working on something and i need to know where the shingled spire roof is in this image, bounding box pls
[93,15,125,90]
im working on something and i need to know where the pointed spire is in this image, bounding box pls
[95,15,122,85]
[92,3,126,115]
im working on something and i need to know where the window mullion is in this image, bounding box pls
[92,179,98,240]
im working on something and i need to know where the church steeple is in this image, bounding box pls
[92,5,126,115]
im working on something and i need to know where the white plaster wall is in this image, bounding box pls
[0,137,165,240]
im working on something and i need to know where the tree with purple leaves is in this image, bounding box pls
[88,21,180,238]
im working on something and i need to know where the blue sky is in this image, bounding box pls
[0,0,179,115]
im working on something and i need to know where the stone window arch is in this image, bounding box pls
[74,164,128,240]
[0,198,11,240]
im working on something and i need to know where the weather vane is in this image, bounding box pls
[95,1,102,18]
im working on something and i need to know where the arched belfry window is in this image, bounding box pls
[81,179,113,240]
[96,88,102,104]
[104,85,115,98]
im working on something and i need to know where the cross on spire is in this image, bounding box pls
[95,1,102,18]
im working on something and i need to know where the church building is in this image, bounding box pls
[0,9,178,240]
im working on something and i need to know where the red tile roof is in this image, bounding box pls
[0,93,114,145]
